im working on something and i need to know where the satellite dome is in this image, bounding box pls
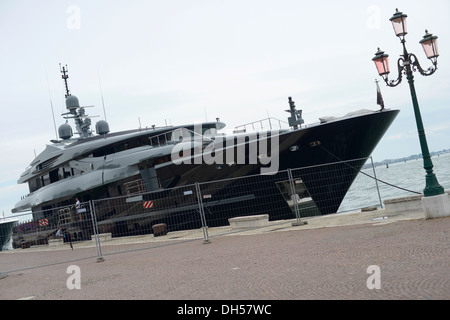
[58,123,73,140]
[96,120,110,135]
[65,95,80,110]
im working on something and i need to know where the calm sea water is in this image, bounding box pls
[338,152,450,212]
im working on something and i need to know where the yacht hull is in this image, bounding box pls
[83,109,399,236]
[13,109,399,239]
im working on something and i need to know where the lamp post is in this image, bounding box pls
[372,9,444,198]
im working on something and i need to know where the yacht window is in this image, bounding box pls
[63,166,71,178]
[91,136,152,158]
[41,173,50,187]
[28,178,42,192]
[49,169,60,183]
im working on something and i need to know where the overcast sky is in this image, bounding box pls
[1,0,450,216]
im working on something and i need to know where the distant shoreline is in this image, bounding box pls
[365,148,450,169]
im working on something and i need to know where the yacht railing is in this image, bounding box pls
[124,179,146,196]
[233,117,289,133]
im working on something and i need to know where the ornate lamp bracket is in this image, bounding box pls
[383,57,405,87]
[409,53,437,76]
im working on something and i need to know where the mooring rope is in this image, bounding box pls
[319,145,422,195]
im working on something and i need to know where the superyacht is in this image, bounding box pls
[12,65,399,237]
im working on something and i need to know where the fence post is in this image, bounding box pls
[0,218,9,277]
[0,243,7,278]
[370,156,383,209]
[287,169,308,226]
[195,182,211,244]
[89,200,104,262]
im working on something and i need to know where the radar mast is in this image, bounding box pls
[58,64,96,139]
[285,97,304,130]
[60,64,71,98]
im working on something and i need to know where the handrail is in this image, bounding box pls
[234,117,289,132]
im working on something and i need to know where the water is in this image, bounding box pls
[338,152,450,212]
[0,213,32,251]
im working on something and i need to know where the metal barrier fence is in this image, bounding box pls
[0,202,102,273]
[1,157,385,273]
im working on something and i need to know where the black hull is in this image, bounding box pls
[153,109,399,216]
[98,109,400,237]
[22,109,399,239]
[278,109,401,214]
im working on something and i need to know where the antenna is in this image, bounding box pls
[59,63,70,98]
[45,69,58,140]
[285,97,304,130]
[97,69,107,122]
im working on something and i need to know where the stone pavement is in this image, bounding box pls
[0,208,449,300]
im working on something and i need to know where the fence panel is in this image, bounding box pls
[197,170,300,237]
[198,157,375,238]
[289,157,369,215]
[0,202,99,273]
[91,183,207,256]
[338,158,384,212]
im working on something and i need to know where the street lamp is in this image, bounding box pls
[420,30,439,64]
[372,8,444,197]
[389,8,408,39]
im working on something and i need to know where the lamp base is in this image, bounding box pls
[422,193,450,219]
